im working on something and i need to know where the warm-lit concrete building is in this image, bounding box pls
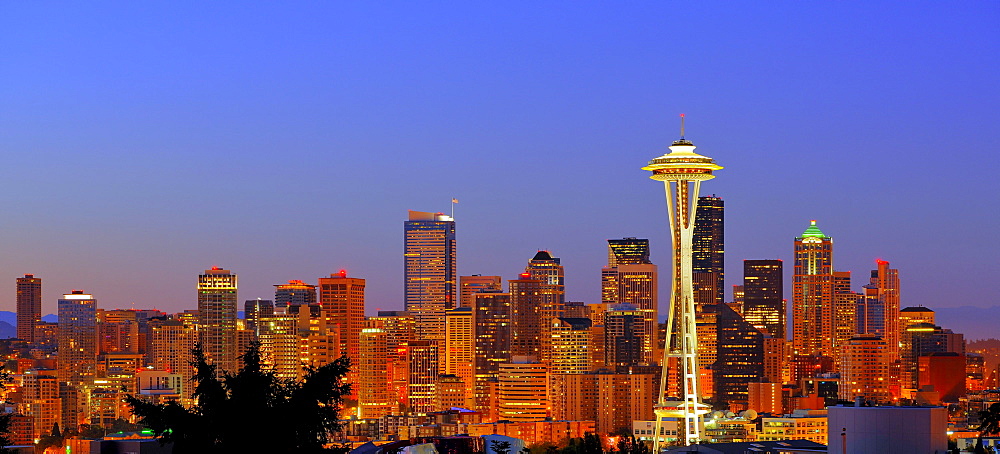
[555,369,657,435]
[148,318,197,399]
[317,271,365,375]
[21,369,60,440]
[838,335,891,403]
[258,312,299,380]
[748,382,783,415]
[615,264,658,364]
[58,291,98,385]
[16,274,42,343]
[549,318,592,375]
[358,326,392,418]
[408,340,439,414]
[604,303,648,368]
[444,306,474,401]
[472,291,511,414]
[918,352,966,402]
[404,210,456,343]
[273,279,317,310]
[458,275,501,308]
[198,267,238,374]
[498,358,548,422]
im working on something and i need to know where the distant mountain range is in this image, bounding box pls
[0,307,994,341]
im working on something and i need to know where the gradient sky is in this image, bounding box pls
[1,3,997,328]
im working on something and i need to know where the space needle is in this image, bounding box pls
[643,115,722,449]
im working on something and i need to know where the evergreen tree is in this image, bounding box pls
[126,342,351,453]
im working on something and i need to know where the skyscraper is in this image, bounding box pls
[742,260,784,338]
[713,303,764,411]
[57,290,98,385]
[792,221,835,358]
[642,117,723,447]
[273,280,317,310]
[693,195,724,307]
[17,274,42,343]
[58,290,97,431]
[318,270,365,385]
[404,210,456,343]
[601,238,658,364]
[444,306,474,406]
[473,291,511,412]
[198,267,238,374]
[459,275,502,308]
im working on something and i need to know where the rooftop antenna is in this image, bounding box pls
[680,113,686,140]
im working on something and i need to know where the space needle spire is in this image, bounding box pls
[642,115,723,449]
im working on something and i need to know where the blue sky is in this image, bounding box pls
[1,2,997,325]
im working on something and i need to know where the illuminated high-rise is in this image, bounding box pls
[459,275,501,308]
[792,221,835,358]
[444,306,474,405]
[57,291,98,385]
[601,238,658,364]
[198,267,238,374]
[472,291,511,413]
[642,116,722,446]
[274,280,317,310]
[57,290,97,431]
[16,274,42,343]
[742,260,784,338]
[317,271,365,365]
[404,210,456,343]
[358,326,393,418]
[693,195,724,308]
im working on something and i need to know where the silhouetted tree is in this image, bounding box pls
[126,342,351,453]
[491,439,513,454]
[976,402,1000,454]
[615,435,651,454]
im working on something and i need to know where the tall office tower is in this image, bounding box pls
[96,309,140,355]
[602,238,651,304]
[244,298,274,334]
[509,275,544,359]
[792,221,836,358]
[713,304,765,411]
[57,290,97,430]
[459,275,501,308]
[22,369,61,441]
[317,271,365,367]
[198,267,238,374]
[358,326,392,419]
[57,291,98,385]
[833,271,860,350]
[762,337,787,384]
[292,304,340,373]
[472,291,512,413]
[865,260,900,357]
[370,311,415,408]
[692,195,724,308]
[258,313,300,381]
[550,318,593,375]
[524,251,566,363]
[742,260,784,338]
[404,210,457,343]
[838,335,891,403]
[642,117,722,446]
[616,265,658,364]
[407,340,439,414]
[274,280,317,310]
[148,318,197,400]
[604,304,647,368]
[498,358,549,422]
[601,238,658,364]
[16,274,42,343]
[444,306,474,406]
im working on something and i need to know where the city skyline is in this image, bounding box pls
[1,3,997,321]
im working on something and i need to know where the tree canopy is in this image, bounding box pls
[126,343,351,453]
